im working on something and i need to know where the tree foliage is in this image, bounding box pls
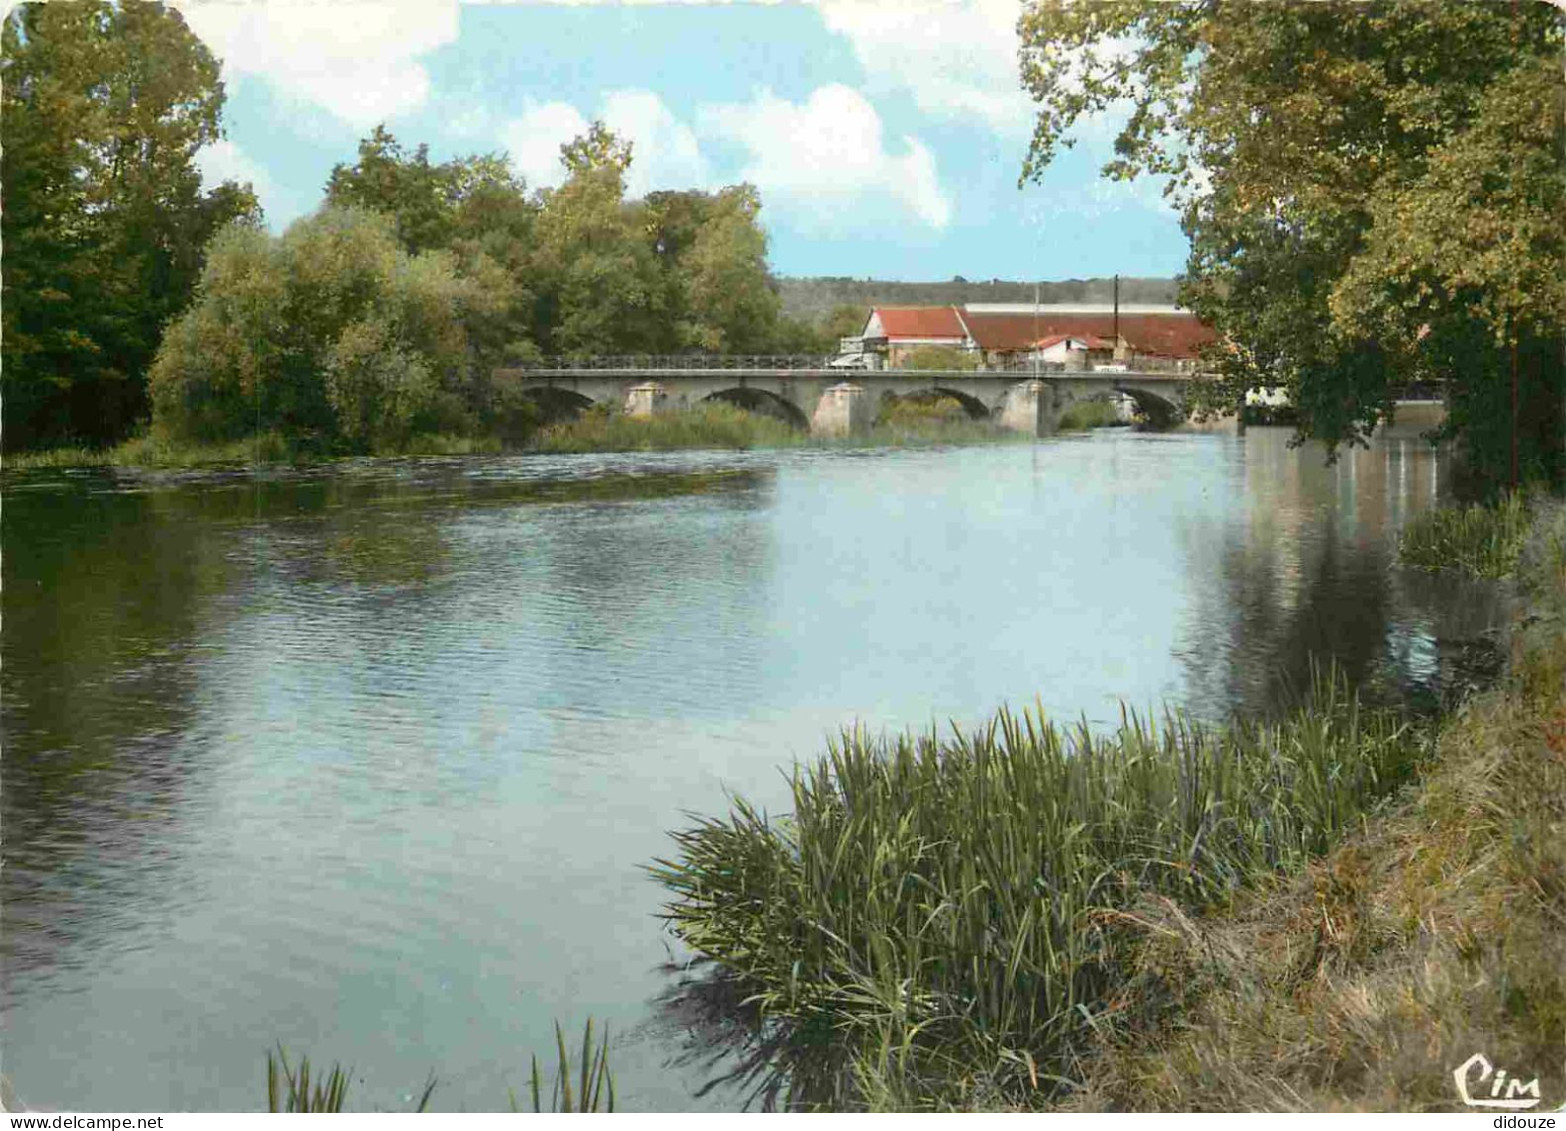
[1,1,259,451]
[327,121,783,362]
[149,208,499,450]
[1019,0,1565,488]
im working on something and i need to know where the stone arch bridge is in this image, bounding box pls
[494,364,1195,437]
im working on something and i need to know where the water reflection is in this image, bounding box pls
[1174,430,1506,720]
[0,435,1505,1112]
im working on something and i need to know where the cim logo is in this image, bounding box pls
[1455,1053,1543,1110]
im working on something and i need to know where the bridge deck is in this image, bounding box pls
[501,368,1192,383]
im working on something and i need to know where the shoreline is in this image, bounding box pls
[651,494,1565,1111]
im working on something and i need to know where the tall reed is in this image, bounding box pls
[531,403,805,453]
[517,1019,616,1113]
[1397,492,1530,578]
[651,669,1424,1109]
[266,1046,356,1113]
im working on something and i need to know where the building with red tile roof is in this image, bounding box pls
[849,303,1215,370]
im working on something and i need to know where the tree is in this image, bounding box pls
[1,1,259,451]
[150,207,500,450]
[1331,57,1566,487]
[532,122,668,356]
[1018,0,1565,488]
[324,126,457,254]
[900,345,979,371]
[679,185,780,353]
[822,303,870,344]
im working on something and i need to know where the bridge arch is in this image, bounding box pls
[702,386,810,429]
[928,387,993,420]
[521,385,597,423]
[1115,385,1184,430]
[881,387,993,421]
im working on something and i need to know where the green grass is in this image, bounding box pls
[532,401,1018,454]
[519,1019,616,1113]
[1059,498,1566,1112]
[1056,399,1124,431]
[531,402,807,453]
[264,1019,611,1114]
[2,430,501,471]
[267,1046,357,1113]
[1397,491,1531,578]
[651,670,1424,1110]
[7,402,1023,469]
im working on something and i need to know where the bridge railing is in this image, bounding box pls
[503,356,1205,377]
[980,356,1201,375]
[510,354,836,372]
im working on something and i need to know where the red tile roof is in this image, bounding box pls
[869,306,968,340]
[1034,333,1115,351]
[963,311,1215,359]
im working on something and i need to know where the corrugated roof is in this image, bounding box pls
[868,306,968,340]
[962,311,1214,358]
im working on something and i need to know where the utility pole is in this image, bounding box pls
[1113,273,1120,356]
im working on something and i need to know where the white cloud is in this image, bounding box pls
[815,0,1036,139]
[601,90,711,197]
[496,90,709,194]
[499,101,592,189]
[173,0,459,128]
[699,84,951,232]
[194,137,281,209]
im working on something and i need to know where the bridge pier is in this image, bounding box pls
[999,380,1059,438]
[625,381,670,417]
[811,382,872,437]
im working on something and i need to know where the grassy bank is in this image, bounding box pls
[5,391,1147,470]
[655,497,1566,1111]
[1060,499,1566,1111]
[509,401,1019,454]
[1,429,500,470]
[3,404,1022,469]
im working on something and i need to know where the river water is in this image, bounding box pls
[1,426,1505,1112]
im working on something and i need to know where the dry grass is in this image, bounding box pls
[1057,501,1566,1113]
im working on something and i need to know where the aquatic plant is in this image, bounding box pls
[517,1019,616,1113]
[651,669,1425,1109]
[264,1018,609,1113]
[266,1046,357,1113]
[1398,491,1531,578]
[1056,399,1123,431]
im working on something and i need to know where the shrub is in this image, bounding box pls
[149,208,491,452]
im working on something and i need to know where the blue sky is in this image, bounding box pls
[178,0,1189,282]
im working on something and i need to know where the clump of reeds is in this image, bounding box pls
[1056,399,1123,431]
[266,1046,357,1113]
[532,403,806,453]
[651,669,1424,1109]
[1398,492,1531,578]
[517,1019,616,1113]
[264,1018,609,1113]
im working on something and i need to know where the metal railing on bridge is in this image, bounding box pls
[511,355,835,371]
[504,354,1204,376]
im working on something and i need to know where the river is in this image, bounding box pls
[0,425,1505,1111]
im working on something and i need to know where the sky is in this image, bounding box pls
[171,0,1190,282]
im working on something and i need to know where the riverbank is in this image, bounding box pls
[1058,498,1566,1113]
[654,495,1566,1111]
[1,399,1130,470]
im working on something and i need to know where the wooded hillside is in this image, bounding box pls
[774,276,1180,323]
